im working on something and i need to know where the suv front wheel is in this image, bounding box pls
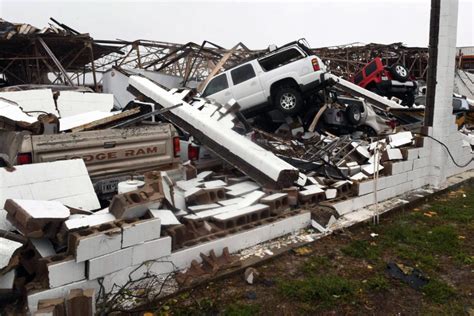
[274,87,303,115]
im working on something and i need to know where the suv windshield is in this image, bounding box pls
[258,47,304,72]
[202,73,229,97]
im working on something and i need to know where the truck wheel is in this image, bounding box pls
[390,63,409,82]
[401,93,415,107]
[274,87,303,115]
[346,104,362,125]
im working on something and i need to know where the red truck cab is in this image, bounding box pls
[351,57,417,107]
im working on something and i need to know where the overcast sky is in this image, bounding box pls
[1,0,472,49]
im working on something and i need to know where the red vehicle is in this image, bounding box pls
[351,57,416,106]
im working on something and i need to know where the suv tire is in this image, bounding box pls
[346,104,362,125]
[389,63,409,82]
[274,87,303,115]
[401,92,415,107]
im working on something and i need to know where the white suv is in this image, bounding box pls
[201,40,327,115]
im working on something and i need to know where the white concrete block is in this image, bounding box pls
[361,163,384,175]
[187,203,220,212]
[203,180,226,188]
[405,148,420,160]
[225,181,260,197]
[148,209,180,225]
[260,193,288,202]
[100,259,175,295]
[27,280,99,314]
[389,132,413,147]
[413,157,430,170]
[350,172,368,181]
[0,237,22,270]
[213,204,269,221]
[75,229,122,263]
[218,197,244,206]
[170,212,311,270]
[8,199,70,220]
[325,189,337,199]
[332,199,354,215]
[0,269,15,289]
[383,148,403,161]
[131,236,172,266]
[47,257,85,288]
[87,247,133,279]
[121,218,161,248]
[64,212,115,231]
[31,239,56,258]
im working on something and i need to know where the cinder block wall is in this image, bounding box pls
[334,0,473,216]
[428,0,473,184]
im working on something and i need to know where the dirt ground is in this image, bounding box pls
[142,184,473,316]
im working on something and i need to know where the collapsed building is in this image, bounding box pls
[0,1,473,314]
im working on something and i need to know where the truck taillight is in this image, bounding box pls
[173,137,181,157]
[17,153,32,165]
[188,144,200,161]
[311,58,320,71]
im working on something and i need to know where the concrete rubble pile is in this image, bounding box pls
[0,157,314,313]
[0,16,473,312]
[1,70,471,314]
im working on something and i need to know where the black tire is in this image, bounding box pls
[389,63,409,82]
[401,92,415,107]
[346,104,362,125]
[274,87,303,115]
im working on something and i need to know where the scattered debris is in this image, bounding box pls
[386,262,429,290]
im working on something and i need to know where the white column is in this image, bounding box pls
[430,0,459,185]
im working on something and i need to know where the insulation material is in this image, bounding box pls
[56,91,113,118]
[0,89,58,117]
[0,98,38,123]
[0,159,100,211]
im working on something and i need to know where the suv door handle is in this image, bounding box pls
[225,91,231,96]
[250,80,257,86]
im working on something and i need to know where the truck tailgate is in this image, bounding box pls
[29,125,178,179]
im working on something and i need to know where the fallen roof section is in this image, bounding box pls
[128,75,298,188]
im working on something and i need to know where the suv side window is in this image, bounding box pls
[230,64,256,85]
[258,48,304,71]
[202,73,229,97]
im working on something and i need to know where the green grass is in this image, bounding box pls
[163,186,473,315]
[278,275,357,307]
[364,275,389,291]
[341,240,381,261]
[301,255,332,275]
[223,303,260,316]
[421,279,457,304]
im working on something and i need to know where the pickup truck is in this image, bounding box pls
[201,40,327,115]
[0,124,181,200]
[351,57,417,107]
